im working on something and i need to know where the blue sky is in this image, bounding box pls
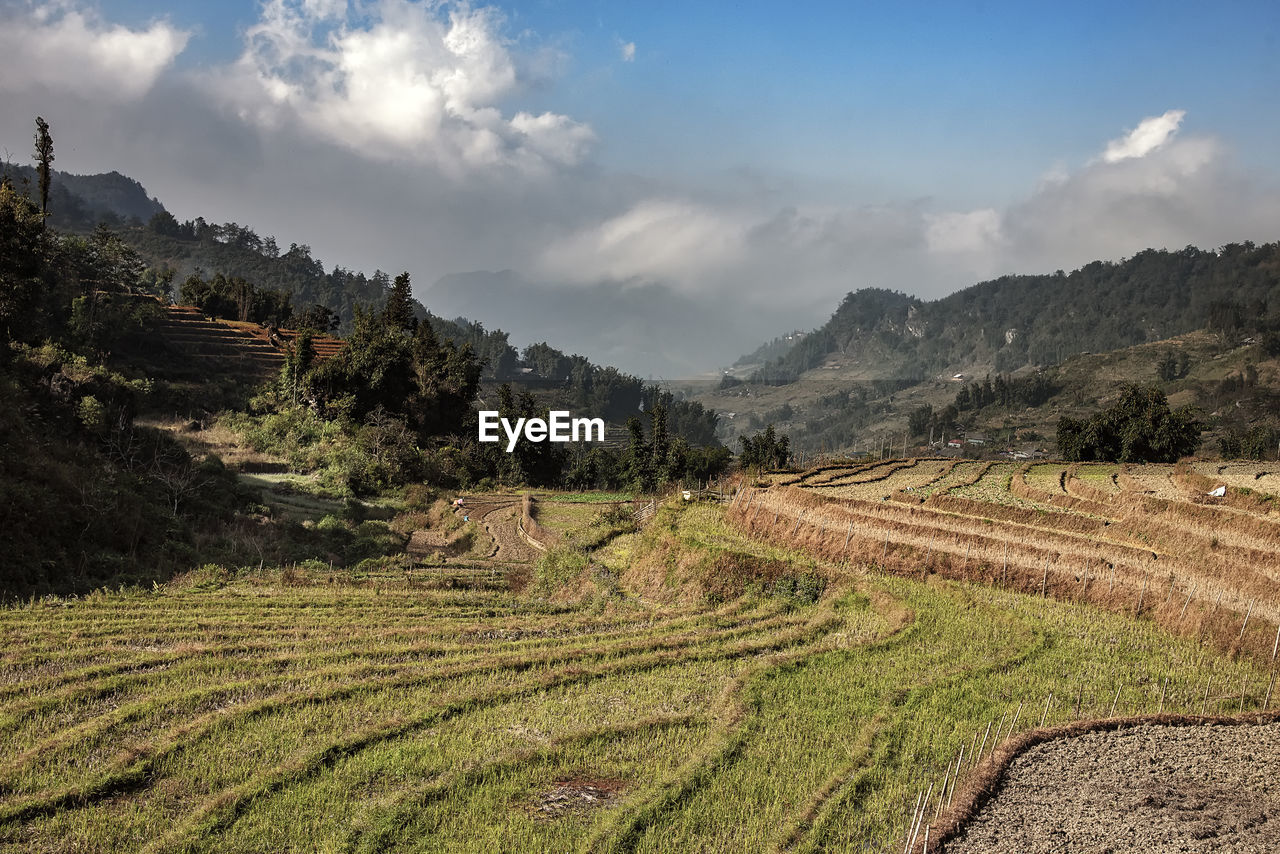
[90,0,1280,204]
[1,0,1279,373]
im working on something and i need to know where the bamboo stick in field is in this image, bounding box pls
[792,511,805,535]
[1208,589,1223,622]
[1200,675,1213,715]
[1165,574,1175,605]
[994,710,1008,746]
[1135,574,1148,616]
[923,824,931,854]
[934,767,950,821]
[1178,581,1197,623]
[1239,674,1247,714]
[1158,676,1168,713]
[1040,693,1053,727]
[1110,684,1122,716]
[1265,672,1275,711]
[1272,621,1280,665]
[1007,700,1024,742]
[1238,598,1255,641]
[947,746,964,807]
[1041,556,1049,597]
[968,729,979,768]
[908,783,933,854]
[844,521,854,550]
[903,789,923,854]
[975,720,993,766]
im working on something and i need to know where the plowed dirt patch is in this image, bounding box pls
[946,722,1280,853]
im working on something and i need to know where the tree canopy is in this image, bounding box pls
[1056,384,1201,463]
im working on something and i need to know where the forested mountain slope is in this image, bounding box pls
[750,243,1280,384]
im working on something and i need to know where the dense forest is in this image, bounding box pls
[750,245,1280,384]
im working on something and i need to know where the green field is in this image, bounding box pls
[0,499,1268,853]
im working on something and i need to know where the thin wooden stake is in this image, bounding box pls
[1271,621,1280,665]
[1040,692,1053,727]
[923,824,930,854]
[1265,672,1275,711]
[1007,700,1025,741]
[975,720,993,765]
[1200,675,1213,715]
[1239,673,1247,714]
[947,746,965,807]
[1238,598,1255,641]
[1165,574,1176,604]
[903,789,923,854]
[1135,574,1148,616]
[1110,684,1122,716]
[791,511,805,535]
[908,783,933,854]
[1158,676,1168,713]
[844,521,854,550]
[1178,581,1197,623]
[934,768,949,822]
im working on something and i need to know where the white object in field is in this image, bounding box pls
[1208,485,1227,497]
[682,490,692,501]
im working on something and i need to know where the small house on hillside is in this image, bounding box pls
[966,434,987,445]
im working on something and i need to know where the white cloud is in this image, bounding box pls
[539,199,750,285]
[1101,109,1186,163]
[924,209,1003,255]
[620,41,636,62]
[213,0,594,175]
[0,1,188,100]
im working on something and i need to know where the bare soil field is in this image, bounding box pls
[945,721,1280,853]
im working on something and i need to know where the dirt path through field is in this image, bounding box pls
[945,721,1280,853]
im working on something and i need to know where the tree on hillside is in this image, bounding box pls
[1056,384,1200,463]
[0,178,45,344]
[33,117,53,223]
[383,271,417,334]
[739,425,791,471]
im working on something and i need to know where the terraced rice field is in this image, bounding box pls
[1073,463,1121,493]
[743,456,1280,663]
[1120,465,1190,500]
[1023,463,1068,495]
[804,459,957,501]
[1,552,1268,853]
[1194,461,1280,496]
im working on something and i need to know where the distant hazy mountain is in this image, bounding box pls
[0,163,164,228]
[424,271,752,378]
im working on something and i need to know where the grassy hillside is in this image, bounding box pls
[0,493,1272,852]
[694,327,1280,458]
